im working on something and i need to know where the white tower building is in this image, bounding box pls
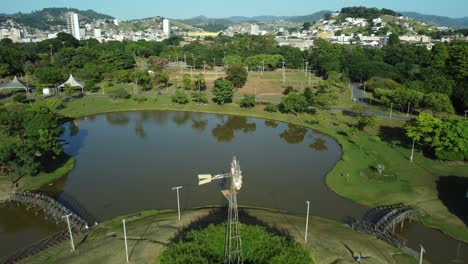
[163,19,171,36]
[67,12,81,40]
[250,24,260,35]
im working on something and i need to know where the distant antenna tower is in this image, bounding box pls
[198,156,244,264]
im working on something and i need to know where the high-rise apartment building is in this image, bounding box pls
[163,19,171,36]
[67,12,81,40]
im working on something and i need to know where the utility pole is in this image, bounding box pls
[410,139,416,163]
[390,103,393,119]
[62,214,75,251]
[172,186,182,221]
[407,102,411,117]
[203,61,206,76]
[282,61,286,84]
[214,58,217,78]
[419,245,425,264]
[305,201,310,242]
[308,66,311,85]
[123,219,129,263]
[305,61,309,77]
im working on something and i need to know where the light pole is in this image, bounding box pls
[203,61,206,76]
[282,61,286,84]
[305,201,310,242]
[223,51,227,69]
[419,245,425,264]
[407,102,411,117]
[305,61,309,77]
[123,219,129,263]
[62,214,75,251]
[261,60,265,77]
[172,186,182,221]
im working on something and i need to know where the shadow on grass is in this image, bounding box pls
[169,207,294,243]
[437,176,468,226]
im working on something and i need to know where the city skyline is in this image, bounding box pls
[1,0,467,20]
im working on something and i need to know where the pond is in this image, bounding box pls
[0,111,466,263]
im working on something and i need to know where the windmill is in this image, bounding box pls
[198,156,243,264]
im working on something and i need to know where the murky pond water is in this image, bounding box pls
[0,111,466,263]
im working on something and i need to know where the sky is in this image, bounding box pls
[1,0,467,20]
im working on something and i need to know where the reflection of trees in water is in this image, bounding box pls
[265,120,278,128]
[309,138,327,151]
[85,115,96,122]
[106,113,130,126]
[280,124,307,144]
[192,120,208,132]
[69,120,80,136]
[212,116,256,142]
[135,119,146,139]
[172,112,192,126]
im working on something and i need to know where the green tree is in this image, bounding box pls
[109,88,130,101]
[279,92,308,114]
[191,91,208,104]
[63,84,74,97]
[194,74,207,91]
[356,115,376,130]
[212,79,234,107]
[423,92,454,114]
[172,90,189,104]
[303,87,314,106]
[240,94,256,109]
[225,65,248,88]
[181,74,195,90]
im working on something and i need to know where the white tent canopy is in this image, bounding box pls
[0,76,30,92]
[59,74,84,88]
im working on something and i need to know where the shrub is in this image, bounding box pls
[132,95,147,104]
[191,91,208,104]
[240,94,256,109]
[283,86,295,95]
[13,94,27,103]
[109,88,130,100]
[264,104,279,112]
[172,90,189,104]
[159,224,313,264]
[435,150,465,161]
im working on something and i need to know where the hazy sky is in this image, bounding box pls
[1,0,467,20]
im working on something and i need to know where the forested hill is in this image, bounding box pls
[0,8,114,30]
[400,11,468,28]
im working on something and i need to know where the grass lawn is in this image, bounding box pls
[57,94,468,244]
[19,208,423,264]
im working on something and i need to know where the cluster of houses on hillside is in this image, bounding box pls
[1,11,466,51]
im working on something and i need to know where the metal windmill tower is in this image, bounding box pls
[198,156,243,264]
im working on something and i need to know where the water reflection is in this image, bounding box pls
[309,138,328,151]
[106,113,130,126]
[280,124,307,144]
[265,120,278,128]
[212,116,256,142]
[437,176,468,226]
[192,120,208,132]
[172,112,192,126]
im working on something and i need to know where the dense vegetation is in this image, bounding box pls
[335,6,400,20]
[159,224,313,264]
[310,38,468,113]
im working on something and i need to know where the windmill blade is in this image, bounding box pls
[198,174,212,185]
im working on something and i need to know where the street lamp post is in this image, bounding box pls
[62,214,75,251]
[407,102,411,117]
[419,245,425,264]
[282,61,286,84]
[390,103,393,119]
[305,201,310,242]
[123,219,129,263]
[172,186,182,221]
[203,61,206,76]
[305,61,309,77]
[410,139,416,163]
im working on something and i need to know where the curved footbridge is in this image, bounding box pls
[0,191,96,264]
[349,203,418,248]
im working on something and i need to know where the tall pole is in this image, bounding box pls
[410,139,416,163]
[305,62,309,77]
[203,61,206,76]
[464,110,468,119]
[191,55,194,78]
[419,245,425,264]
[390,103,393,119]
[262,60,265,77]
[172,186,182,221]
[123,219,129,263]
[282,61,286,84]
[214,58,217,78]
[49,45,54,64]
[62,214,75,251]
[305,201,310,242]
[308,67,311,85]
